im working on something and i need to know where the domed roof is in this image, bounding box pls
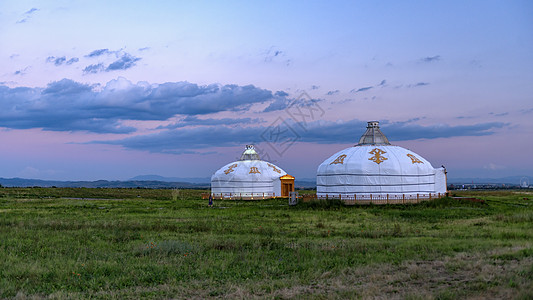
[357,121,390,145]
[240,144,260,161]
[317,121,440,196]
[211,145,287,185]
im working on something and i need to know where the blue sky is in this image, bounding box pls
[0,0,532,180]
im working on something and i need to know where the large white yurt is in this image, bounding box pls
[317,121,447,199]
[211,145,295,199]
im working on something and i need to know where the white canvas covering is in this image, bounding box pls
[211,145,288,198]
[317,121,447,198]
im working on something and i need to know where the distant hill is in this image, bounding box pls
[129,175,211,183]
[0,178,209,189]
[1,175,530,189]
[447,175,532,185]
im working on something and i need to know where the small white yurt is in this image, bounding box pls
[317,121,447,199]
[211,145,295,199]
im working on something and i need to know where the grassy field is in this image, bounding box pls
[0,188,532,299]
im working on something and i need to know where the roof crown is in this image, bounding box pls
[357,121,391,145]
[239,144,260,161]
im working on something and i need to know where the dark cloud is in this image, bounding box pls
[263,46,291,66]
[13,66,30,76]
[378,80,387,87]
[159,116,262,130]
[46,56,78,66]
[263,93,322,113]
[16,8,39,24]
[66,58,79,65]
[350,86,373,93]
[106,53,141,71]
[86,49,113,57]
[421,55,441,63]
[382,121,506,141]
[47,56,66,65]
[0,78,282,133]
[92,126,263,153]
[326,90,339,96]
[83,63,105,74]
[83,51,141,73]
[25,8,39,14]
[90,118,508,154]
[492,112,509,117]
[520,108,533,114]
[311,85,320,90]
[406,82,429,88]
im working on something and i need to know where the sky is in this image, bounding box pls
[0,0,532,181]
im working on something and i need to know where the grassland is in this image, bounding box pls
[0,188,532,299]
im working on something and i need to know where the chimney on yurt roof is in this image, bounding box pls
[239,144,260,161]
[357,121,391,145]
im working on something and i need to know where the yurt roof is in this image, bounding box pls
[240,144,260,161]
[357,121,390,145]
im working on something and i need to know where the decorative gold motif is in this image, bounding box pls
[267,163,281,173]
[330,154,347,165]
[407,153,423,164]
[249,167,261,174]
[224,163,238,174]
[368,148,388,164]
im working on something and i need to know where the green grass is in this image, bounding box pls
[0,188,532,298]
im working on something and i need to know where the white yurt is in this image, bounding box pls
[211,145,295,199]
[317,121,447,199]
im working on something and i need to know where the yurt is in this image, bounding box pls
[317,121,447,200]
[211,145,295,199]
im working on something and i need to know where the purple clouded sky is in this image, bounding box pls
[0,1,532,181]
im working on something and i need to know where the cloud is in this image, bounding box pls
[66,58,79,65]
[326,90,339,96]
[16,8,39,24]
[311,85,320,90]
[159,116,262,129]
[406,82,429,88]
[378,80,386,87]
[90,118,508,154]
[350,86,373,93]
[491,112,508,117]
[106,53,141,71]
[263,46,291,66]
[86,49,113,57]
[520,108,533,114]
[83,51,141,73]
[0,78,282,133]
[421,55,441,63]
[263,93,322,113]
[83,63,105,74]
[46,56,79,66]
[14,67,30,76]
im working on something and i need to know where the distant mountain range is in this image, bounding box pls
[0,177,209,189]
[447,175,531,185]
[0,175,530,189]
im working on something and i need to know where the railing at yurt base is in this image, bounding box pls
[304,193,447,205]
[207,192,277,200]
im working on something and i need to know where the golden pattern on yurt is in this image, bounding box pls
[249,167,261,174]
[224,163,238,174]
[267,163,281,173]
[330,154,347,165]
[368,148,388,164]
[407,153,423,164]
